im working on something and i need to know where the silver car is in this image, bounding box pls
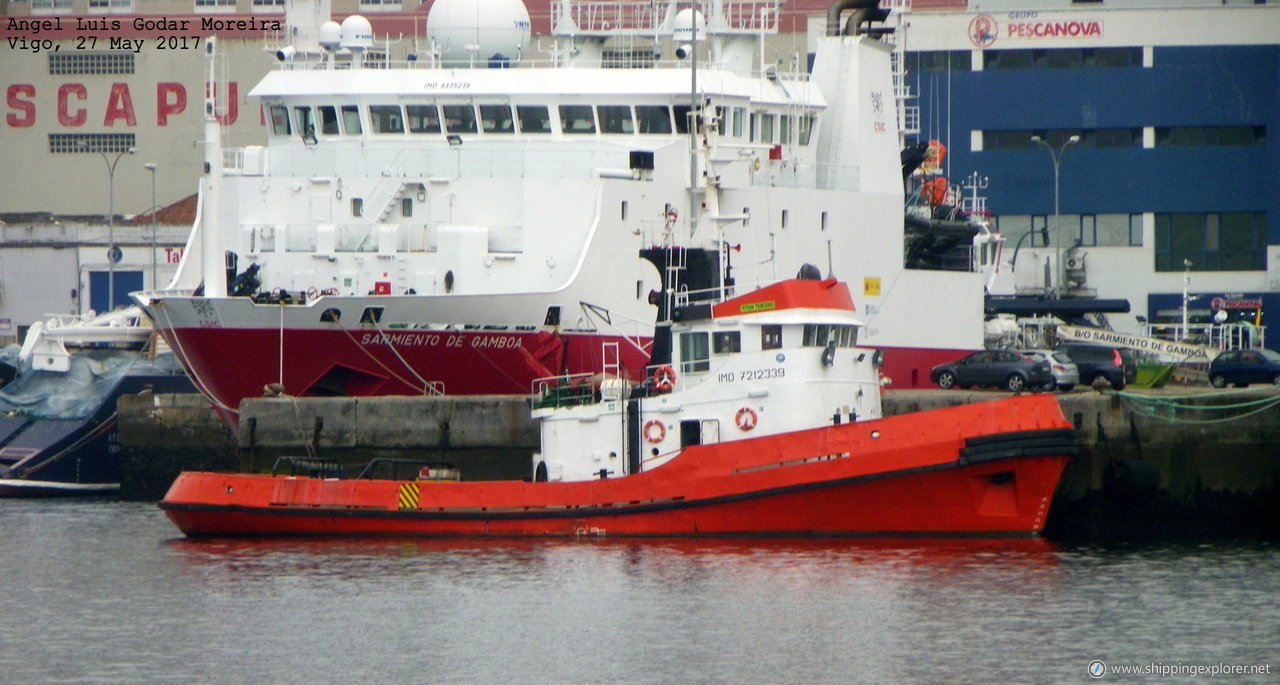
[1020,349,1079,391]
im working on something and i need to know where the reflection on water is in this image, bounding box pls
[2,501,1276,684]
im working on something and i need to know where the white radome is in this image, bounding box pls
[427,0,531,68]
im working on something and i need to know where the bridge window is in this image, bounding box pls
[268,105,290,135]
[636,105,673,134]
[798,115,815,145]
[318,106,339,135]
[443,105,477,134]
[559,105,596,134]
[598,106,634,134]
[407,105,441,133]
[370,105,404,133]
[761,325,782,350]
[517,105,552,133]
[713,331,740,354]
[679,332,710,373]
[294,106,314,139]
[342,105,362,134]
[673,105,702,134]
[803,324,858,348]
[480,104,514,133]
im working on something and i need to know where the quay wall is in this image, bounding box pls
[118,390,1280,539]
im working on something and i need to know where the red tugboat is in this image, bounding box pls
[160,276,1077,538]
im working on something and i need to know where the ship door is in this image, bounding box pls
[700,419,720,445]
[680,420,701,448]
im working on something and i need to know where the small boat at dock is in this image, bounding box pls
[160,275,1078,537]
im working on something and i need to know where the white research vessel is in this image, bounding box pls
[134,0,995,426]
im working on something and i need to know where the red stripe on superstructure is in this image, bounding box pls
[712,278,854,318]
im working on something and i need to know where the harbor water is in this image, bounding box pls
[2,500,1276,684]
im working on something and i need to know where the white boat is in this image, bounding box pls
[134,0,996,428]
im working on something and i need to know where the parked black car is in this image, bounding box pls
[930,350,1054,392]
[1207,348,1280,387]
[1053,344,1137,390]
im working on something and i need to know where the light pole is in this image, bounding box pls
[144,162,158,287]
[78,141,137,311]
[1030,134,1079,292]
[1029,134,1079,229]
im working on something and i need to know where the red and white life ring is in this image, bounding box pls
[652,366,677,392]
[644,420,666,443]
[735,407,758,431]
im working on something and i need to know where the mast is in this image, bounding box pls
[201,37,226,298]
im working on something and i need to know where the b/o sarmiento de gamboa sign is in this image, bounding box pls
[1057,325,1221,362]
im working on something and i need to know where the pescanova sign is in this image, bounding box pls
[1057,325,1220,362]
[969,12,1104,48]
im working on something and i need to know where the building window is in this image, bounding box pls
[358,0,402,10]
[906,50,971,72]
[50,133,135,154]
[88,0,133,11]
[251,0,285,10]
[1155,126,1266,147]
[50,53,134,75]
[193,0,234,10]
[31,0,75,12]
[1154,212,1266,272]
[982,128,1140,150]
[984,47,1141,70]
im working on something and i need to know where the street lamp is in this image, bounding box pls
[144,162,158,287]
[77,141,137,311]
[1029,134,1080,224]
[1029,134,1079,292]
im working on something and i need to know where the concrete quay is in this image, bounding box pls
[119,388,1280,539]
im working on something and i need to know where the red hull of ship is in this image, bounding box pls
[162,395,1076,538]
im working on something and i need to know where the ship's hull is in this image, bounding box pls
[0,372,195,498]
[161,395,1077,538]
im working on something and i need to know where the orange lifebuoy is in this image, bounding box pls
[735,407,758,431]
[644,419,666,443]
[653,366,677,392]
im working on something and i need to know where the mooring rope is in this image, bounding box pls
[1110,387,1280,424]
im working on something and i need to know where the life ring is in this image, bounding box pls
[735,407,758,431]
[664,207,678,229]
[306,286,319,299]
[652,365,677,392]
[644,420,666,443]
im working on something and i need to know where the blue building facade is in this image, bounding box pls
[901,5,1280,349]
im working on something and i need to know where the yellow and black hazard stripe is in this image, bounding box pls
[397,482,420,510]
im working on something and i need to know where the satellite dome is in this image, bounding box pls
[319,21,342,51]
[340,15,373,51]
[427,0,531,68]
[672,8,707,43]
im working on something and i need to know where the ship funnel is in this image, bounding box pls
[825,0,889,37]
